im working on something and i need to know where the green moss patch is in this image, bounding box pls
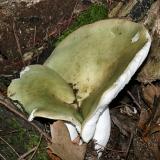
[56,4,108,45]
[0,107,49,160]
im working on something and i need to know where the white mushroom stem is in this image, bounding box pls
[65,108,110,158]
[65,122,79,141]
[81,113,99,142]
[65,122,82,144]
[93,107,111,158]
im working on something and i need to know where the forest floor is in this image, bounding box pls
[0,0,160,160]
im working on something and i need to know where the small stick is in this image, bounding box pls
[33,26,37,47]
[127,90,141,110]
[0,136,20,157]
[29,134,43,160]
[105,147,126,153]
[12,21,25,66]
[18,146,37,160]
[67,0,79,28]
[137,88,142,108]
[0,153,7,160]
[125,133,134,160]
[1,130,19,135]
[95,142,126,153]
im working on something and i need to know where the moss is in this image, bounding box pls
[56,3,108,45]
[26,133,49,160]
[0,108,49,160]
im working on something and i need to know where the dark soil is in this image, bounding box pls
[0,0,77,75]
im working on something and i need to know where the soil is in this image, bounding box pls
[0,0,77,75]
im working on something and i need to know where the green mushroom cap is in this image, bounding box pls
[8,65,83,128]
[44,19,149,122]
[8,19,151,141]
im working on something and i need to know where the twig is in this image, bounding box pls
[0,136,20,158]
[125,133,134,160]
[95,142,126,153]
[0,153,7,160]
[33,26,37,47]
[127,90,141,111]
[12,21,25,66]
[0,129,19,136]
[105,147,126,153]
[29,134,43,160]
[137,88,141,108]
[67,0,79,28]
[18,146,37,160]
[47,11,77,38]
[0,92,51,143]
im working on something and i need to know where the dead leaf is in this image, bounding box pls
[138,84,160,150]
[49,121,87,160]
[137,107,151,132]
[47,148,62,160]
[149,123,160,135]
[137,32,160,83]
[111,108,136,137]
[142,84,160,106]
[148,132,160,160]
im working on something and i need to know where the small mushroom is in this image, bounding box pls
[8,19,151,157]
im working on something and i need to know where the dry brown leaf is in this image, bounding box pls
[47,148,62,160]
[149,124,160,135]
[49,121,87,160]
[142,84,160,106]
[137,107,151,132]
[137,33,160,83]
[111,108,136,137]
[148,132,160,160]
[138,84,160,140]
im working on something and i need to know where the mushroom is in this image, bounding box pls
[7,19,151,157]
